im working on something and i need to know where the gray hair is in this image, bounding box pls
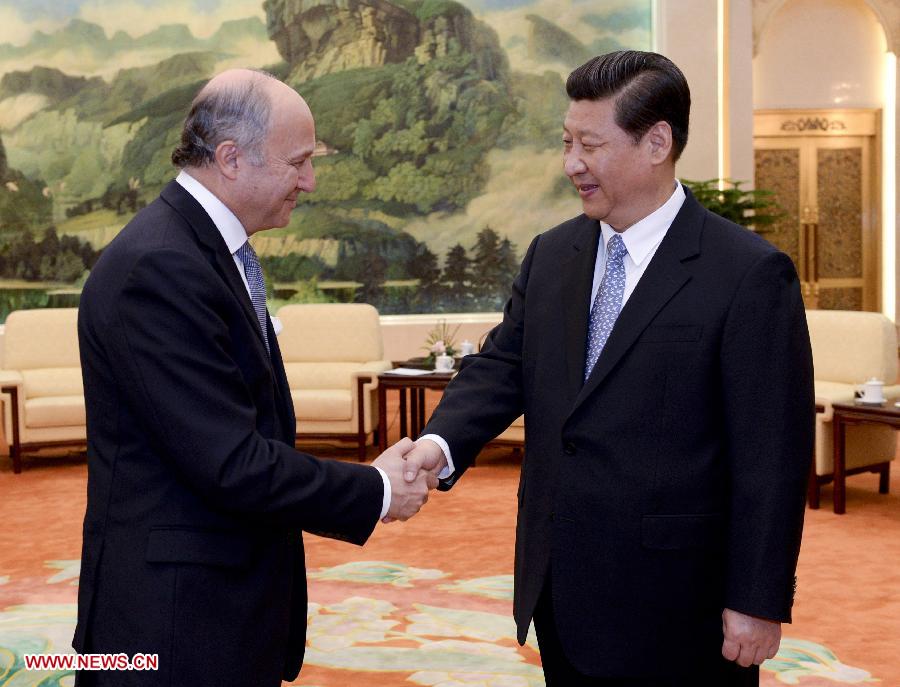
[171,70,277,168]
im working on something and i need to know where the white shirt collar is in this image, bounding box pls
[599,181,686,265]
[175,170,249,254]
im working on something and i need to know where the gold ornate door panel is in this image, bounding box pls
[753,110,880,311]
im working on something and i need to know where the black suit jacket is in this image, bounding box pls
[424,187,814,677]
[74,181,384,686]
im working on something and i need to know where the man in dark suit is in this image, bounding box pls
[74,69,433,686]
[402,51,814,685]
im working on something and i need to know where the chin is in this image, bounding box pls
[582,206,609,222]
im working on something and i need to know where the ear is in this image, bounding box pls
[645,121,673,164]
[213,140,240,180]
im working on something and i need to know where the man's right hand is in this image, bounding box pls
[401,438,447,483]
[372,438,436,522]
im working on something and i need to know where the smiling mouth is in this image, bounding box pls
[577,184,598,196]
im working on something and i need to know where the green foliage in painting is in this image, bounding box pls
[0,172,52,233]
[414,0,470,21]
[301,48,514,216]
[498,71,569,150]
[260,254,328,283]
[299,66,400,150]
[0,227,98,282]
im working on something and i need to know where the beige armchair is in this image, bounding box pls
[807,309,899,508]
[1,308,85,473]
[275,303,392,461]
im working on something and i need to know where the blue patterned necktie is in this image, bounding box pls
[584,233,628,382]
[236,241,270,355]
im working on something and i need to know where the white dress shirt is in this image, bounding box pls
[176,171,253,297]
[174,171,393,518]
[423,181,686,478]
[590,181,685,311]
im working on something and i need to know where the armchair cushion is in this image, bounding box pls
[26,396,86,428]
[277,304,382,362]
[291,390,353,422]
[807,310,897,384]
[4,308,80,370]
[283,362,367,391]
[23,368,84,398]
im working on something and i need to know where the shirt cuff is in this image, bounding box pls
[374,466,391,520]
[417,434,455,479]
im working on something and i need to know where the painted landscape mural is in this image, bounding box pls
[0,0,651,318]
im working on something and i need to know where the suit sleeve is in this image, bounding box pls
[102,248,384,543]
[423,234,541,487]
[719,250,815,622]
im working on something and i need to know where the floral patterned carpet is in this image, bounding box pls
[1,448,896,686]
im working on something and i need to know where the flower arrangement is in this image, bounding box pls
[422,320,461,366]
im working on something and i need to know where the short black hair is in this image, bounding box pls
[566,51,690,161]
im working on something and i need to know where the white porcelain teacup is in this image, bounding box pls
[860,378,885,404]
[434,354,454,372]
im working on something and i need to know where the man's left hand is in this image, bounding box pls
[721,608,781,667]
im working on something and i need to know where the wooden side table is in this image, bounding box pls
[830,398,899,514]
[377,371,455,452]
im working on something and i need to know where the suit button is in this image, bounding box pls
[563,442,576,455]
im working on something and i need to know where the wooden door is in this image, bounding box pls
[754,110,880,311]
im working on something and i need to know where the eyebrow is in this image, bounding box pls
[562,126,602,142]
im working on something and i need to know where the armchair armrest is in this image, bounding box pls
[351,361,394,389]
[0,369,23,388]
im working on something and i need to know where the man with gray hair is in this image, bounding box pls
[74,69,434,686]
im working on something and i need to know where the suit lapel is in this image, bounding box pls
[561,216,602,401]
[266,318,296,438]
[570,187,705,414]
[162,181,295,437]
[160,182,271,361]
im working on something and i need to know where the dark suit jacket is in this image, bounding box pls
[74,181,384,686]
[424,187,814,677]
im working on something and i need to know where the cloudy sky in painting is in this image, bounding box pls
[0,0,650,80]
[1,0,649,46]
[0,0,266,45]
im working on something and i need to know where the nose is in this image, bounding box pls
[298,160,316,193]
[564,150,587,177]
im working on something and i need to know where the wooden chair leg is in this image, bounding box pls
[879,462,890,494]
[807,458,820,509]
[10,442,21,474]
[2,385,22,474]
[357,437,367,463]
[357,376,371,463]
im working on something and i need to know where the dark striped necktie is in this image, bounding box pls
[236,241,270,355]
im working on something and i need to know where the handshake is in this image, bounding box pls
[371,437,447,523]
